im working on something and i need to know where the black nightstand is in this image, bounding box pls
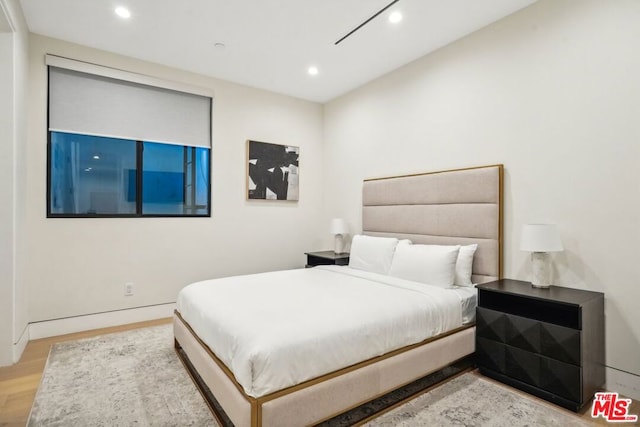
[305,251,350,268]
[475,279,604,412]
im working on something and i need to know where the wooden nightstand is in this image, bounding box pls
[305,251,350,268]
[475,278,604,412]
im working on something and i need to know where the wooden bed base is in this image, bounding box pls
[174,311,476,427]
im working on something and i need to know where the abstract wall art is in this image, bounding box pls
[247,140,299,201]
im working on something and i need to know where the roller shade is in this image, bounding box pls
[47,56,212,148]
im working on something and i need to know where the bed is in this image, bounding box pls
[174,164,503,426]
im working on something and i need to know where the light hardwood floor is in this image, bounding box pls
[0,318,171,427]
[1,317,638,426]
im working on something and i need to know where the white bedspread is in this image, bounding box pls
[176,265,464,398]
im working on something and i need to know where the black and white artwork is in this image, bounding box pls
[247,140,299,201]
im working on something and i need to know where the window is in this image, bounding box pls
[46,55,212,217]
[49,133,210,216]
[141,142,210,215]
[50,132,137,215]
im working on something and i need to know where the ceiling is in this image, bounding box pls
[20,0,536,103]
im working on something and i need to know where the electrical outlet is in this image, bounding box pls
[124,282,134,296]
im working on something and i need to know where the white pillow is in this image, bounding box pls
[454,244,478,287]
[388,244,460,288]
[348,235,399,275]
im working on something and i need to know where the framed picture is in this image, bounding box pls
[247,140,299,201]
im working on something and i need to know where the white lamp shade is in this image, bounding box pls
[330,218,348,235]
[520,224,564,252]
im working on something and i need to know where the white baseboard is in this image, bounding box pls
[29,303,176,340]
[13,324,29,363]
[606,366,640,401]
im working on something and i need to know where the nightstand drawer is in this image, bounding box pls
[504,312,541,353]
[539,321,581,366]
[476,307,507,343]
[506,345,541,387]
[478,307,581,366]
[540,356,582,403]
[476,337,506,375]
[505,346,581,402]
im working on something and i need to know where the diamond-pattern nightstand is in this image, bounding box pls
[476,279,604,412]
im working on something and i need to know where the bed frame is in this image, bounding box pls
[174,164,503,426]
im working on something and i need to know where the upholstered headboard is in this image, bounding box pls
[362,165,503,284]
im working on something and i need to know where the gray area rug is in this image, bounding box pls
[29,324,590,426]
[28,324,216,426]
[364,373,590,427]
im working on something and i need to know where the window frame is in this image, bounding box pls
[46,133,212,218]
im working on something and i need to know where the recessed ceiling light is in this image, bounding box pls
[214,42,226,49]
[389,11,402,24]
[93,155,100,160]
[308,66,319,76]
[115,6,131,19]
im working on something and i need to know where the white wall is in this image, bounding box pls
[26,35,325,323]
[0,24,15,368]
[12,0,28,361]
[324,0,640,378]
[0,0,28,366]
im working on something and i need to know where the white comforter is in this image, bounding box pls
[176,266,463,398]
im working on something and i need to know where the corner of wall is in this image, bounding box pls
[12,323,28,363]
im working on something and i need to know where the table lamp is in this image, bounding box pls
[330,218,348,254]
[520,224,563,288]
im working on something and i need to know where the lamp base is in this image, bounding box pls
[530,252,551,288]
[334,234,345,254]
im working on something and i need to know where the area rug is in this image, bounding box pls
[28,324,216,426]
[362,373,590,427]
[28,324,590,426]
